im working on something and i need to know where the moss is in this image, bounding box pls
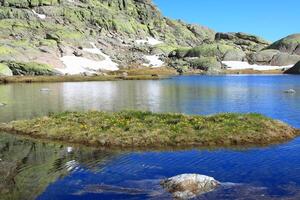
[190,57,221,71]
[155,44,183,54]
[186,43,236,58]
[3,61,55,76]
[54,29,84,40]
[38,39,57,47]
[0,45,16,55]
[171,47,190,58]
[1,111,298,148]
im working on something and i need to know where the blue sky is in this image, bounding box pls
[153,0,299,42]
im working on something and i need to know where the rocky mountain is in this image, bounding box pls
[0,0,215,75]
[0,0,299,76]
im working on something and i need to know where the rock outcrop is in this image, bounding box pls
[249,50,300,66]
[266,34,300,55]
[161,174,220,199]
[0,0,216,75]
[0,0,299,75]
[215,32,270,53]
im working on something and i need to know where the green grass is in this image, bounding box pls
[1,111,298,148]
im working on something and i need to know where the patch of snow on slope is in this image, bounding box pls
[143,55,164,68]
[136,37,163,46]
[57,43,119,75]
[32,10,46,19]
[222,61,293,71]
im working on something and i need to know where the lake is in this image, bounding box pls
[1,75,300,199]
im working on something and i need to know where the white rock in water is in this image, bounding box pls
[161,174,220,199]
[0,103,6,107]
[40,88,51,92]
[284,89,296,93]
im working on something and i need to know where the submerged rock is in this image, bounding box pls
[161,174,220,199]
[0,103,6,107]
[284,89,296,94]
[40,88,51,92]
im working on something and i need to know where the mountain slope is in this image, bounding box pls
[0,0,299,76]
[0,0,216,75]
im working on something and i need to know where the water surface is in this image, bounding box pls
[1,75,300,199]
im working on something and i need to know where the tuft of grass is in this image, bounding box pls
[0,111,298,148]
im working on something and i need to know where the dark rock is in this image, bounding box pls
[284,61,300,74]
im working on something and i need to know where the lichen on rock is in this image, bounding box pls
[161,174,220,199]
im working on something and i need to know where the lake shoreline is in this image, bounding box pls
[1,67,292,84]
[0,74,170,84]
[1,111,299,149]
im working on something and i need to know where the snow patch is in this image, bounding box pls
[57,43,119,75]
[143,55,164,68]
[32,10,46,19]
[136,37,163,46]
[222,61,293,71]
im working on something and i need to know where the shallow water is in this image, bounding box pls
[1,75,300,199]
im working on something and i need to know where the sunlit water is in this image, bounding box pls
[1,75,300,199]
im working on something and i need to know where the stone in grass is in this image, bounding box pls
[161,174,220,199]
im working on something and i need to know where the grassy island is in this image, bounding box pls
[0,111,299,148]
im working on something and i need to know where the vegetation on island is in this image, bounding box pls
[1,111,299,148]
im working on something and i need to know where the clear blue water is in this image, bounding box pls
[1,75,300,199]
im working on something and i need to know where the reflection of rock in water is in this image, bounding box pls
[196,183,300,200]
[73,179,300,200]
[0,132,120,200]
[73,180,170,199]
[0,161,18,194]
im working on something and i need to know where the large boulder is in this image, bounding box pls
[284,61,300,74]
[270,53,300,66]
[189,57,222,72]
[0,63,12,76]
[223,49,246,61]
[249,49,279,64]
[161,174,220,199]
[3,61,56,76]
[266,34,300,55]
[249,50,300,66]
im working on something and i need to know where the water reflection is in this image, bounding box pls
[0,132,120,200]
[1,75,300,199]
[0,75,300,128]
[1,132,300,199]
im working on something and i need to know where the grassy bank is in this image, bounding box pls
[0,74,168,84]
[0,111,298,148]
